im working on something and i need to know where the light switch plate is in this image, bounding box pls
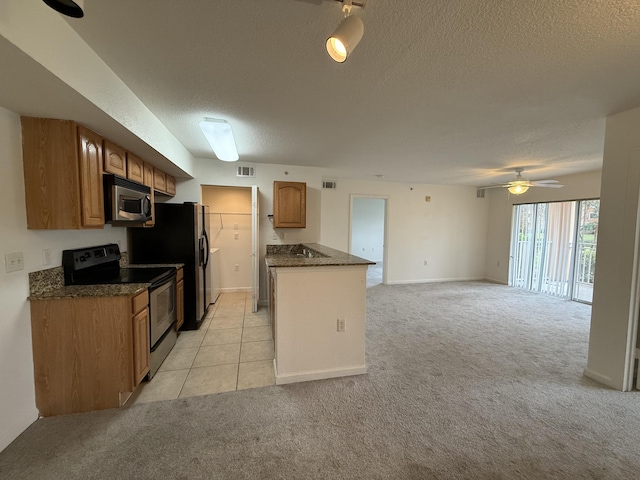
[5,252,24,273]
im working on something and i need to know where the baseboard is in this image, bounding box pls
[386,276,486,285]
[583,368,621,390]
[0,407,38,453]
[274,363,368,385]
[484,277,508,285]
[220,287,252,293]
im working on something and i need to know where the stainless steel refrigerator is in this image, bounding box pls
[128,202,211,330]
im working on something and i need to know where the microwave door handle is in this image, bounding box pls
[143,196,152,216]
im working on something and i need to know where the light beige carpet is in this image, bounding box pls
[1,281,639,479]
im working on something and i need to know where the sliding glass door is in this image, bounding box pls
[509,199,599,304]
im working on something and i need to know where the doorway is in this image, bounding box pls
[349,195,388,287]
[201,185,260,312]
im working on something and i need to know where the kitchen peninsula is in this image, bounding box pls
[265,243,374,385]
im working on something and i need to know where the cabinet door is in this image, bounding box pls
[78,126,105,227]
[153,168,166,193]
[176,279,184,331]
[104,140,127,177]
[127,153,145,183]
[166,174,176,196]
[273,181,306,228]
[132,307,150,385]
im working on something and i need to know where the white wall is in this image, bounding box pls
[586,106,640,391]
[484,170,602,284]
[351,197,385,262]
[202,186,253,291]
[321,179,489,284]
[0,107,127,451]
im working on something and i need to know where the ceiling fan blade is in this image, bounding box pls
[477,184,510,190]
[533,183,564,188]
[530,180,559,185]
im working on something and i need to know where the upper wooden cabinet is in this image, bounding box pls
[166,174,176,196]
[21,117,105,230]
[103,140,127,177]
[127,153,145,184]
[273,181,306,228]
[153,168,166,193]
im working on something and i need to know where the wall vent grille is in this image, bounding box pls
[236,166,255,177]
[322,180,337,189]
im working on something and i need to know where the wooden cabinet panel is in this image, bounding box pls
[127,153,145,183]
[21,117,105,230]
[132,290,148,315]
[166,174,176,196]
[103,140,127,177]
[153,168,166,193]
[78,126,105,227]
[273,181,306,228]
[132,308,150,385]
[30,297,134,416]
[176,277,184,331]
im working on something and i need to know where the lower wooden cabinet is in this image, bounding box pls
[176,268,184,330]
[30,290,150,417]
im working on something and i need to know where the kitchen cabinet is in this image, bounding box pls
[176,267,184,330]
[153,167,166,193]
[21,117,105,229]
[103,140,127,178]
[30,290,150,416]
[273,181,306,228]
[166,174,176,196]
[127,153,145,184]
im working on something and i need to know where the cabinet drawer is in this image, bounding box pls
[132,290,148,315]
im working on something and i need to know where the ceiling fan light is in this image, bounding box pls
[199,118,239,162]
[508,184,529,195]
[326,14,364,63]
[42,0,84,18]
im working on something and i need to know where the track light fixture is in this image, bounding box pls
[42,0,85,18]
[326,0,365,63]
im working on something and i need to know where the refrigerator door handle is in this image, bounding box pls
[203,230,210,268]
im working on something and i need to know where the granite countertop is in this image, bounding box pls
[29,283,148,300]
[265,243,375,268]
[28,262,183,300]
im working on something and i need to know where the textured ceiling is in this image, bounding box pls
[59,0,640,184]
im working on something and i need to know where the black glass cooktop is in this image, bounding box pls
[69,266,175,287]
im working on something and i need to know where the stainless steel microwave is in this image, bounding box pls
[103,174,152,224]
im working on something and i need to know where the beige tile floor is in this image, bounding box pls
[131,292,275,405]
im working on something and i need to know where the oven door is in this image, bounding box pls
[149,277,176,348]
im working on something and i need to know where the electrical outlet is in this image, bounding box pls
[42,248,52,266]
[234,232,239,240]
[423,260,428,266]
[5,252,24,273]
[281,232,285,240]
[337,318,346,332]
[234,223,239,230]
[273,232,278,240]
[235,264,240,271]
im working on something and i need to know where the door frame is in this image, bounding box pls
[348,194,389,285]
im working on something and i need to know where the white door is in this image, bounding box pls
[251,186,260,313]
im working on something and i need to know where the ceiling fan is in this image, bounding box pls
[480,168,564,195]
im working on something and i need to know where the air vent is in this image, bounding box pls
[476,189,485,198]
[236,166,255,178]
[322,180,337,189]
